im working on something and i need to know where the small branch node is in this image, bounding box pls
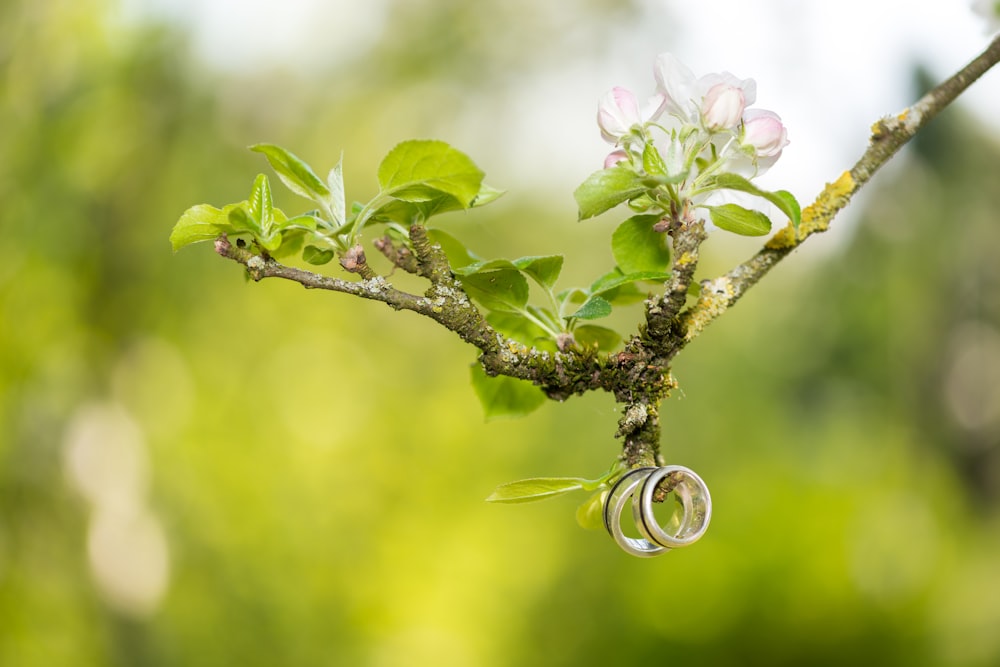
[374,235,420,274]
[213,235,231,256]
[246,254,266,281]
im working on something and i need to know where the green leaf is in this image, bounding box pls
[369,195,464,225]
[377,140,484,208]
[268,228,305,260]
[250,144,331,203]
[512,255,563,290]
[471,183,506,208]
[451,258,517,276]
[170,201,263,251]
[570,295,612,320]
[302,245,335,265]
[327,157,347,227]
[486,477,588,503]
[576,489,609,530]
[710,173,801,226]
[375,183,501,226]
[470,364,546,420]
[611,215,672,275]
[707,203,772,236]
[605,285,647,306]
[590,268,670,297]
[572,325,621,352]
[272,207,288,225]
[458,269,529,313]
[770,190,802,227]
[588,269,626,294]
[257,233,283,253]
[454,255,563,293]
[626,193,657,213]
[237,185,289,254]
[227,205,258,234]
[368,181,501,228]
[170,204,235,250]
[427,228,479,268]
[248,174,274,235]
[557,287,588,306]
[569,268,668,309]
[642,142,667,177]
[574,165,648,220]
[280,213,322,232]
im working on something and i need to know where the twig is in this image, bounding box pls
[209,34,1000,471]
[214,235,615,396]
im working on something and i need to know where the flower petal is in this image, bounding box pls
[653,53,700,122]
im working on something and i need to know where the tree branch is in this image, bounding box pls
[207,34,1000,474]
[373,235,421,275]
[214,234,620,399]
[645,219,707,348]
[214,235,500,352]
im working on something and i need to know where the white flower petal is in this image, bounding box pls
[653,53,700,122]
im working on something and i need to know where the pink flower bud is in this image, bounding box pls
[597,87,642,144]
[596,85,665,146]
[701,83,745,130]
[604,149,629,169]
[741,109,788,158]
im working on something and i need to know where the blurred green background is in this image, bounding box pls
[3,0,1000,665]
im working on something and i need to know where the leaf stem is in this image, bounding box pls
[519,306,564,340]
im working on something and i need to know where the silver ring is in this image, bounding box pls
[637,465,712,548]
[603,467,668,557]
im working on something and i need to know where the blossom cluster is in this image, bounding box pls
[595,53,790,231]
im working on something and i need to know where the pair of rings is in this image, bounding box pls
[603,465,712,557]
